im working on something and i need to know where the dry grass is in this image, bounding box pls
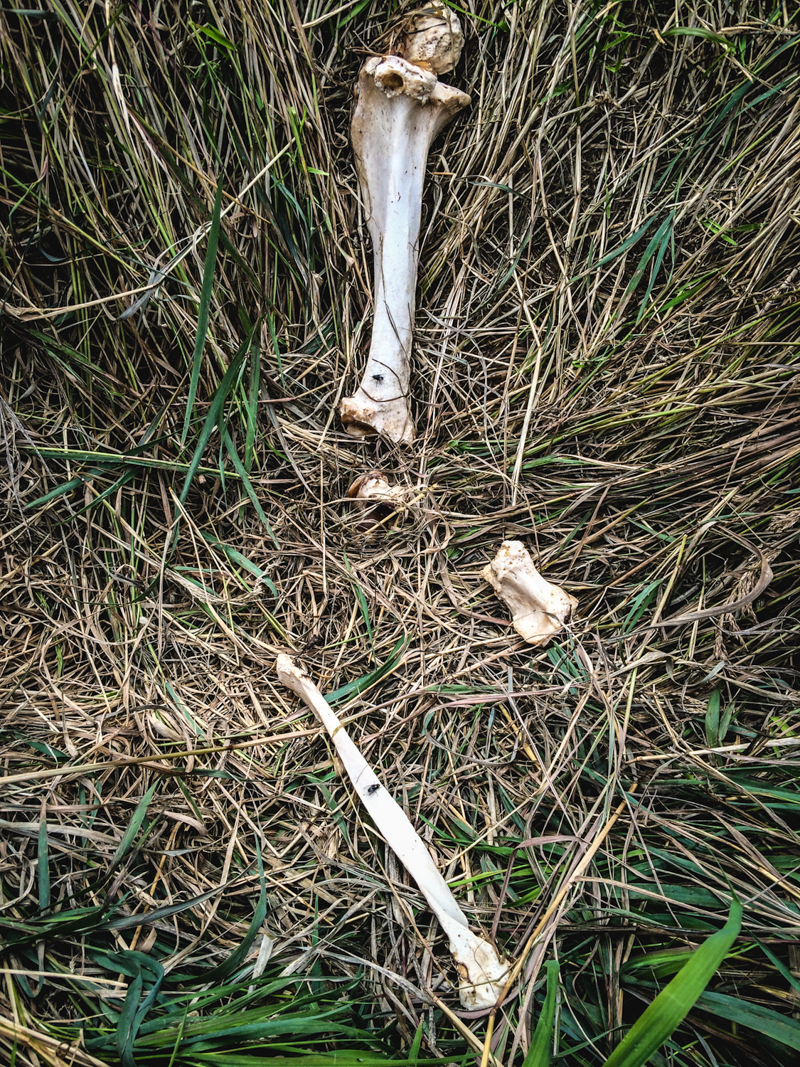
[2,1,800,1065]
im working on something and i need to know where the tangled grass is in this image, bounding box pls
[2,1,800,1065]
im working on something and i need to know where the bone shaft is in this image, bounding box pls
[363,165,426,392]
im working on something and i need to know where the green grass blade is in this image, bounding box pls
[756,939,800,996]
[178,339,249,506]
[26,476,83,509]
[244,340,260,475]
[601,898,742,1067]
[624,213,675,300]
[181,175,225,447]
[325,636,406,705]
[705,690,721,748]
[343,551,373,651]
[37,815,49,911]
[169,847,267,985]
[570,215,658,282]
[200,533,279,596]
[522,960,560,1067]
[622,580,662,634]
[102,884,235,932]
[694,990,800,1051]
[222,426,280,547]
[109,782,158,869]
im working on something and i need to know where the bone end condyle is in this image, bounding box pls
[483,540,577,647]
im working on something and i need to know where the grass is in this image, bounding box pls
[2,0,800,1064]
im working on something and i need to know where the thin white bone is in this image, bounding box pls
[276,654,508,1009]
[483,541,577,647]
[340,11,469,444]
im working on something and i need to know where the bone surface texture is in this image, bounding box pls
[347,470,409,536]
[398,0,464,73]
[483,540,577,647]
[276,654,508,1009]
[339,10,469,444]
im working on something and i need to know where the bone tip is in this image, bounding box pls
[276,654,305,687]
[455,945,509,1010]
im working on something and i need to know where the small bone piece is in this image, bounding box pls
[276,654,508,1009]
[347,470,409,536]
[339,8,470,443]
[483,541,577,647]
[347,470,407,508]
[397,0,464,74]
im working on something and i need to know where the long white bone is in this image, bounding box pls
[339,7,470,444]
[276,654,508,1009]
[483,541,577,647]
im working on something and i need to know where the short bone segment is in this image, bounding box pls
[340,45,469,443]
[276,654,508,1009]
[483,540,578,647]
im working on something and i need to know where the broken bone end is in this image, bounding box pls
[339,396,415,444]
[357,55,470,127]
[483,540,577,647]
[347,471,408,507]
[276,653,306,692]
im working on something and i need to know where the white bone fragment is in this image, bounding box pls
[347,470,408,508]
[483,541,577,647]
[339,26,469,444]
[347,471,409,536]
[276,654,508,1009]
[397,1,464,74]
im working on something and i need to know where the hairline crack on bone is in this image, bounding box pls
[339,3,470,444]
[276,654,509,1009]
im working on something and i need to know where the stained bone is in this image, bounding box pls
[397,1,464,74]
[276,654,508,1009]
[483,540,577,647]
[339,12,469,444]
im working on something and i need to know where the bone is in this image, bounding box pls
[346,470,409,536]
[339,8,470,444]
[483,541,577,647]
[347,470,407,508]
[276,654,508,1009]
[397,0,464,74]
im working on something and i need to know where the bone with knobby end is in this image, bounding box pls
[339,9,470,444]
[275,654,508,1009]
[483,540,577,647]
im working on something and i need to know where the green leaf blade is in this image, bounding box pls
[601,898,742,1067]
